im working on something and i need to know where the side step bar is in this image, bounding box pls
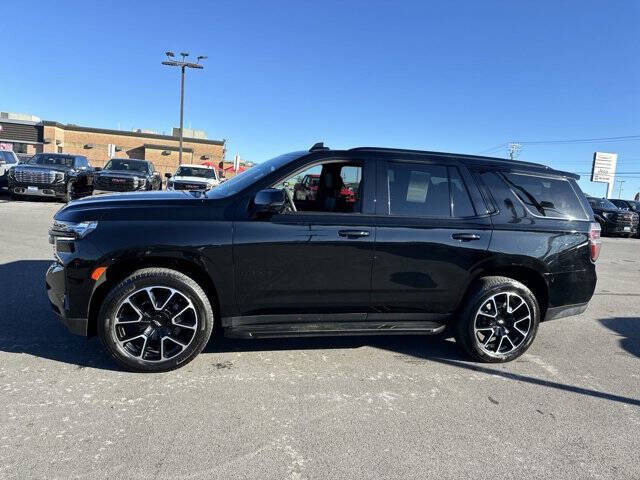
[225,321,447,339]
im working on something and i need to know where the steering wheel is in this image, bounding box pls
[283,187,297,212]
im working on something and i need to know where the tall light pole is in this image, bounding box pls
[162,51,207,164]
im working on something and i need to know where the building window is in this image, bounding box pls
[12,143,28,153]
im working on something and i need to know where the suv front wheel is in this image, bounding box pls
[97,268,214,372]
[455,276,540,363]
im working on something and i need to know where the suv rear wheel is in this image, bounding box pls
[455,276,540,363]
[97,268,214,372]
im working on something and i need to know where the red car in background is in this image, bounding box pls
[294,174,355,202]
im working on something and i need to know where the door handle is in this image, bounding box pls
[338,230,370,238]
[451,233,481,241]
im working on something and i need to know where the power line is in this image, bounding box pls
[516,134,640,145]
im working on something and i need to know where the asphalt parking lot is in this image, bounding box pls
[0,194,638,480]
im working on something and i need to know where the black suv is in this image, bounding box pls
[46,144,599,372]
[9,153,94,201]
[93,158,162,193]
[609,199,640,238]
[587,196,638,237]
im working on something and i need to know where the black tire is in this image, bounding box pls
[454,276,540,363]
[97,268,214,372]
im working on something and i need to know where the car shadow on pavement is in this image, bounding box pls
[2,259,639,408]
[0,260,119,371]
[599,317,640,359]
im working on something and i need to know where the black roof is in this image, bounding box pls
[346,146,579,179]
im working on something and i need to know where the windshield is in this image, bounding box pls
[589,198,618,210]
[176,166,217,179]
[104,159,149,173]
[207,151,306,198]
[28,154,74,167]
[0,151,17,164]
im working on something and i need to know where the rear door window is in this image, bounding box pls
[502,173,588,220]
[386,163,477,217]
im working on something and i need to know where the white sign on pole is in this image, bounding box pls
[591,152,617,198]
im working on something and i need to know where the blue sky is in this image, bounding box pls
[2,0,638,197]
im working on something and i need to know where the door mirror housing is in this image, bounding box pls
[165,172,172,179]
[253,189,286,217]
[94,166,102,172]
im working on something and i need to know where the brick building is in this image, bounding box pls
[0,112,225,177]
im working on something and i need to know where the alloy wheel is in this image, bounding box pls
[112,286,198,363]
[473,292,532,357]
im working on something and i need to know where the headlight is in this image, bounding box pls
[50,220,98,239]
[54,172,65,183]
[602,212,612,219]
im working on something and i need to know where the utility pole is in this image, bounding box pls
[616,179,625,198]
[507,142,522,160]
[162,51,207,165]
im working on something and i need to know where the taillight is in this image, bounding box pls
[589,222,601,262]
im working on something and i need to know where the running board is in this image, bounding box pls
[224,321,447,339]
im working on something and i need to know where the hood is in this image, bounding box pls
[15,163,71,173]
[97,169,147,178]
[172,175,218,184]
[55,189,212,223]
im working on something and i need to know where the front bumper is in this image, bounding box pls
[45,262,88,336]
[601,220,638,236]
[11,182,67,198]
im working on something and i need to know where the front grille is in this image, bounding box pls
[173,182,207,190]
[14,169,56,184]
[614,212,637,227]
[96,176,135,191]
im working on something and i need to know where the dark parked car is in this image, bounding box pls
[47,144,599,372]
[609,199,640,238]
[94,158,162,193]
[0,150,20,188]
[8,153,94,201]
[587,196,638,237]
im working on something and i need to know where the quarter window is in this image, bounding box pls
[503,173,587,220]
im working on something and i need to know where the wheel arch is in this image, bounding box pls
[460,264,549,320]
[87,255,220,337]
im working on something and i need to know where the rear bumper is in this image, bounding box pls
[45,262,88,336]
[543,302,589,321]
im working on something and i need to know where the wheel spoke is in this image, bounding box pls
[496,335,505,353]
[159,290,176,310]
[164,335,187,348]
[503,335,516,352]
[116,299,144,324]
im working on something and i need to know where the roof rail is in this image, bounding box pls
[309,142,329,152]
[348,146,547,169]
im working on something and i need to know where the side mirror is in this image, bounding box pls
[165,172,172,179]
[539,201,555,209]
[253,189,286,217]
[94,167,102,172]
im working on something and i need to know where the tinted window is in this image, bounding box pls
[504,173,587,219]
[387,163,450,216]
[0,151,17,164]
[449,167,476,217]
[176,166,217,178]
[588,197,618,210]
[104,159,148,173]
[28,154,74,167]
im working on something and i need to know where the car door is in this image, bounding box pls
[371,157,491,318]
[232,157,376,319]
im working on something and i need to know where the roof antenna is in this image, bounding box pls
[310,142,329,152]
